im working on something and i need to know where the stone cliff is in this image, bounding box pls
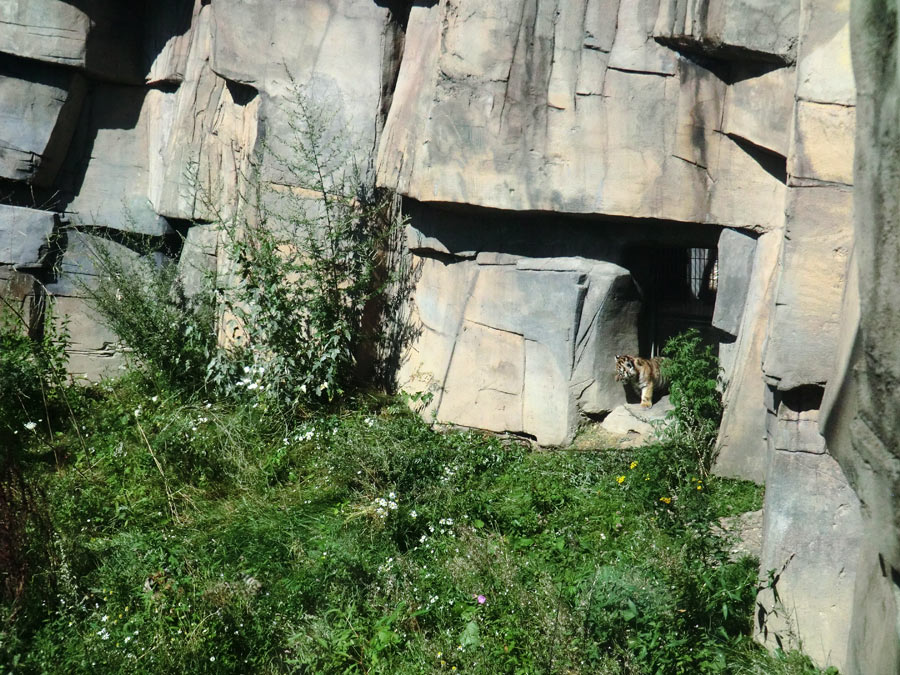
[0,1,887,671]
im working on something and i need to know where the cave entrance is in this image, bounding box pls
[627,245,718,356]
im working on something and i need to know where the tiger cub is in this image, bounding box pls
[615,354,667,408]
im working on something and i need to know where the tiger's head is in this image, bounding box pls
[615,354,637,382]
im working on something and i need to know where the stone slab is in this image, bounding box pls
[0,56,85,186]
[600,397,673,438]
[789,100,855,186]
[0,205,55,268]
[723,65,795,157]
[712,228,757,336]
[437,319,525,433]
[653,0,800,62]
[714,230,780,483]
[756,446,861,670]
[763,186,852,390]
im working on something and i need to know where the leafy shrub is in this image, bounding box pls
[77,237,217,394]
[207,85,398,411]
[661,328,723,476]
[0,302,69,442]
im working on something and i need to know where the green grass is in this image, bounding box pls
[2,375,830,674]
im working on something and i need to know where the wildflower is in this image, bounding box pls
[210,656,216,662]
[616,475,625,484]
[697,483,703,491]
[24,421,36,431]
[300,383,307,393]
[410,510,418,519]
[475,594,486,604]
[660,497,672,504]
[629,461,638,470]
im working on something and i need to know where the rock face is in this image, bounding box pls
[0,0,885,671]
[819,1,900,673]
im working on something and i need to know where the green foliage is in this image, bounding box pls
[661,328,724,477]
[209,85,397,410]
[0,300,69,611]
[4,371,826,674]
[76,237,217,394]
[0,301,69,445]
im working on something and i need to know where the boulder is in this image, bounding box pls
[397,217,642,445]
[600,398,672,438]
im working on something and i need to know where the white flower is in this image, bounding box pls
[410,510,418,519]
[23,421,36,431]
[388,492,396,500]
[300,384,307,393]
[101,615,108,622]
[150,395,158,403]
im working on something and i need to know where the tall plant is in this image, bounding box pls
[77,235,217,394]
[210,86,396,409]
[660,328,723,475]
[0,300,68,608]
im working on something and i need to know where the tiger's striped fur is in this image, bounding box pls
[614,354,667,408]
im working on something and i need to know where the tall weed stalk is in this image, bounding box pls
[208,85,398,410]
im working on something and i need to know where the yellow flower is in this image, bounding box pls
[629,461,638,470]
[697,484,703,491]
[659,496,672,505]
[616,475,626,484]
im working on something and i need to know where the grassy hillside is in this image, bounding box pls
[2,373,831,674]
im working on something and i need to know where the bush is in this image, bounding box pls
[77,236,217,395]
[209,86,397,410]
[0,301,69,443]
[661,328,723,477]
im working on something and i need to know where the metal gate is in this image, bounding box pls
[628,246,718,356]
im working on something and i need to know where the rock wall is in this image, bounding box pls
[0,1,882,671]
[819,1,900,673]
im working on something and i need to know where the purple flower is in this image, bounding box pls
[475,594,486,604]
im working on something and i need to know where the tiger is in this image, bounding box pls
[614,354,668,408]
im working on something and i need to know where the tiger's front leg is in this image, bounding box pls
[640,382,654,408]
